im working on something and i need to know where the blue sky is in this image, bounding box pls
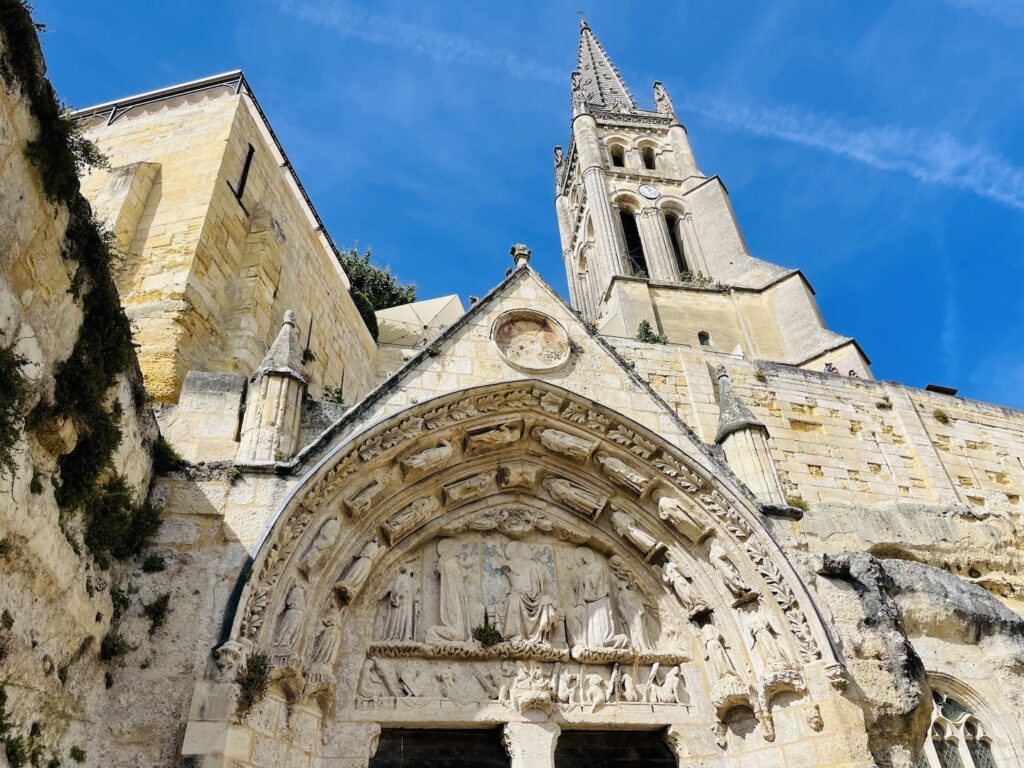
[34,0,1024,408]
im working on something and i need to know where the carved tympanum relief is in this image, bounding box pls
[230,381,830,740]
[492,310,572,372]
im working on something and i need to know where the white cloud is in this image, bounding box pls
[270,0,1024,214]
[685,97,1024,212]
[943,0,1024,29]
[271,0,563,84]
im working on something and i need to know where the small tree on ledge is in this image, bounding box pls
[636,320,667,344]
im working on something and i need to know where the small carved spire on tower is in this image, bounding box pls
[653,81,677,119]
[714,365,765,444]
[570,70,589,116]
[510,243,532,269]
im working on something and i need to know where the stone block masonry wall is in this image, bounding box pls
[80,90,379,405]
[613,338,1024,516]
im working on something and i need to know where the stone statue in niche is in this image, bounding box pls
[536,428,594,460]
[701,622,739,682]
[382,497,437,545]
[596,452,651,494]
[614,578,653,652]
[380,562,420,641]
[466,421,522,453]
[610,510,667,560]
[444,472,495,505]
[746,602,793,672]
[568,547,628,650]
[309,612,340,667]
[335,538,383,605]
[298,518,341,574]
[543,477,606,519]
[708,538,758,605]
[500,541,559,643]
[399,439,453,473]
[661,558,710,619]
[657,494,712,544]
[272,584,306,648]
[426,539,471,643]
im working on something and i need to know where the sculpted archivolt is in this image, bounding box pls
[228,380,835,741]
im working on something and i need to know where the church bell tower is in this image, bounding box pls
[554,20,871,377]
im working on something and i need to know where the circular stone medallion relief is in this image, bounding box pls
[492,310,572,373]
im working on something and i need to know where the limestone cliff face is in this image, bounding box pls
[0,11,157,764]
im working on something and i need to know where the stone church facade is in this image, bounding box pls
[1,13,1022,768]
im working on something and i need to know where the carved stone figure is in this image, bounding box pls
[466,421,522,453]
[556,668,581,705]
[500,541,559,643]
[380,563,419,641]
[382,497,437,544]
[701,623,739,681]
[708,538,757,604]
[653,80,675,117]
[610,510,666,560]
[444,472,495,505]
[596,452,651,494]
[543,477,606,518]
[570,548,628,650]
[335,538,383,605]
[213,640,244,679]
[498,462,539,490]
[272,584,306,648]
[614,579,653,652]
[536,428,595,460]
[309,612,340,666]
[298,518,341,574]
[747,604,793,671]
[657,494,712,544]
[646,663,685,704]
[661,559,710,618]
[356,659,385,700]
[426,539,470,643]
[347,479,382,516]
[583,667,618,712]
[553,146,564,166]
[399,439,453,473]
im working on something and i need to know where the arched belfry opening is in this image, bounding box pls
[187,381,847,767]
[619,210,649,277]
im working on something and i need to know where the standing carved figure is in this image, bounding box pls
[708,538,757,603]
[701,623,739,681]
[571,548,628,650]
[426,539,470,643]
[657,495,710,543]
[309,612,340,666]
[747,604,793,671]
[381,563,420,641]
[400,439,453,472]
[610,510,665,559]
[272,584,306,648]
[614,579,653,652]
[500,542,559,643]
[335,538,383,604]
[299,518,341,573]
[661,559,710,618]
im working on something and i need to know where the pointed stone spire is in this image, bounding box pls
[576,19,635,112]
[255,309,305,382]
[714,365,766,444]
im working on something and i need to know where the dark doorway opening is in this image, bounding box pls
[554,729,677,767]
[370,728,510,768]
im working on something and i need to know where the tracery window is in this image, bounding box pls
[917,689,998,768]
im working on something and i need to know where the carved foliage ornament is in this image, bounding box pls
[236,381,822,667]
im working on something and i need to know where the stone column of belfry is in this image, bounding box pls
[637,207,679,281]
[237,310,307,463]
[654,81,700,177]
[714,365,787,505]
[572,73,627,306]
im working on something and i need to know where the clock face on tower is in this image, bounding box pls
[638,183,660,200]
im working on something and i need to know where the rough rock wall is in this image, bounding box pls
[0,9,158,765]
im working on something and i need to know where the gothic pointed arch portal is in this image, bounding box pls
[189,381,855,766]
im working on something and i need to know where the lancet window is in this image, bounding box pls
[916,689,998,768]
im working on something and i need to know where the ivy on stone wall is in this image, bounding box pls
[1,1,159,562]
[0,343,29,478]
